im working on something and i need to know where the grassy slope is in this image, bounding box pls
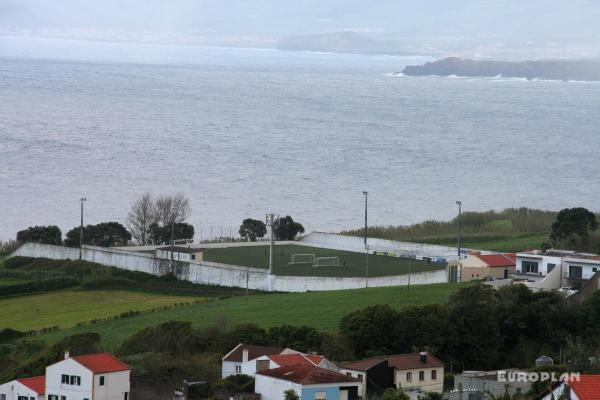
[0,289,201,331]
[36,282,468,351]
[406,233,549,253]
[204,245,444,277]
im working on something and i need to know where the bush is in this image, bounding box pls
[0,328,25,343]
[0,240,20,256]
[0,277,80,297]
[16,226,62,245]
[3,257,35,270]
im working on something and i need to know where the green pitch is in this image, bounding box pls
[203,244,444,277]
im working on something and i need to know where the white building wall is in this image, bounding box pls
[93,370,130,400]
[240,356,277,377]
[0,380,43,400]
[255,375,302,400]
[516,254,562,276]
[336,369,367,397]
[11,243,446,292]
[222,361,242,379]
[45,358,94,400]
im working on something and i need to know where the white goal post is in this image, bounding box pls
[313,256,340,267]
[289,254,316,265]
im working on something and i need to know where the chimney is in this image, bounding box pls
[64,351,70,359]
[242,349,249,363]
[419,352,427,364]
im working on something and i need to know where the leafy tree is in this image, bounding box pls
[551,207,598,246]
[274,216,305,241]
[216,374,255,393]
[239,218,267,242]
[16,225,62,245]
[284,389,300,400]
[339,304,400,358]
[382,388,409,400]
[64,222,132,247]
[394,304,451,355]
[149,222,194,245]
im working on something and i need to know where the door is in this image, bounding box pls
[504,269,508,279]
[340,390,348,400]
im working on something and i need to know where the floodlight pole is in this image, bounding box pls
[363,191,369,288]
[79,198,86,260]
[456,201,462,260]
[266,213,275,275]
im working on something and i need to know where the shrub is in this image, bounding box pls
[3,257,35,270]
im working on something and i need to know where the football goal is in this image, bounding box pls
[289,254,316,265]
[313,256,340,267]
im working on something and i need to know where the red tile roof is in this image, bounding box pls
[270,354,323,367]
[569,374,600,400]
[71,353,130,374]
[338,356,388,371]
[223,344,286,362]
[474,254,516,268]
[387,353,444,370]
[17,375,45,394]
[257,364,360,385]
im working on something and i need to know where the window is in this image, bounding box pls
[124,393,129,400]
[547,263,556,273]
[61,374,69,384]
[522,261,539,274]
[593,268,598,273]
[70,375,81,385]
[315,392,327,400]
[61,396,66,400]
[48,396,58,400]
[406,372,412,382]
[1,394,6,400]
[235,365,242,374]
[30,397,36,400]
[18,396,28,400]
[191,254,196,260]
[431,370,437,380]
[346,372,351,376]
[419,371,425,381]
[100,375,105,386]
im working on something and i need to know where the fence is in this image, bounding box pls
[10,242,447,292]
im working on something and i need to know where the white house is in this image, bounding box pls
[516,249,600,289]
[45,352,130,400]
[221,344,297,379]
[0,375,45,400]
[255,364,361,400]
[240,353,335,377]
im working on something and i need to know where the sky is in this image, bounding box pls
[1,0,600,48]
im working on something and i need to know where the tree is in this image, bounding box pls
[149,222,194,245]
[339,304,400,358]
[127,193,154,245]
[153,193,191,227]
[551,207,598,246]
[239,218,267,242]
[382,388,409,400]
[284,389,300,400]
[273,216,305,241]
[64,222,132,247]
[16,225,62,245]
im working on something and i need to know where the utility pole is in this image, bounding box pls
[266,213,275,275]
[363,191,369,288]
[456,200,462,260]
[79,198,86,260]
[408,258,412,293]
[170,213,175,262]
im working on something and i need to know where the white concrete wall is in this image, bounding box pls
[11,243,446,293]
[0,380,43,400]
[221,360,242,379]
[255,375,301,400]
[93,370,130,400]
[299,232,490,261]
[46,358,94,400]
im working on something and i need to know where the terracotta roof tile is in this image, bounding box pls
[270,354,323,367]
[72,353,130,374]
[17,375,45,394]
[474,254,516,268]
[569,374,600,400]
[257,364,360,385]
[338,356,388,371]
[387,353,444,370]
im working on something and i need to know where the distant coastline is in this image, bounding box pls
[402,57,600,81]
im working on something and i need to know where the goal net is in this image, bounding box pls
[289,254,316,265]
[313,256,340,267]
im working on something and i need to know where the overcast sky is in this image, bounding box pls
[1,0,600,43]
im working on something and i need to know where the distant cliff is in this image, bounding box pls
[402,57,600,81]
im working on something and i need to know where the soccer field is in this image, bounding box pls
[203,244,444,277]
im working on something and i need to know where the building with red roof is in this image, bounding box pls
[255,364,361,400]
[0,375,45,400]
[45,352,130,400]
[538,374,600,400]
[221,343,298,379]
[241,352,336,377]
[447,253,516,282]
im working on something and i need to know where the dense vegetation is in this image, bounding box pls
[343,207,600,253]
[2,283,600,399]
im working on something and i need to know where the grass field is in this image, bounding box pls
[203,245,444,277]
[404,233,549,253]
[36,282,468,350]
[0,289,201,331]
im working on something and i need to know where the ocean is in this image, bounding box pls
[1,36,600,241]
